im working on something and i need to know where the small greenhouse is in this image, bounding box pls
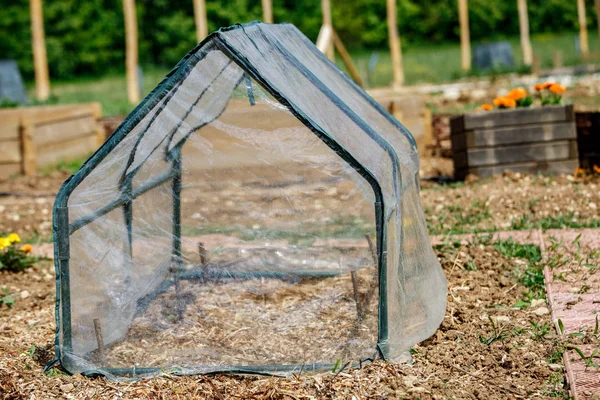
[52,22,447,378]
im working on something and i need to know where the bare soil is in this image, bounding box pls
[1,160,598,398]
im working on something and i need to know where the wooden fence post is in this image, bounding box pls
[595,0,600,41]
[458,0,471,72]
[321,0,334,60]
[578,0,590,59]
[262,0,273,23]
[30,0,50,101]
[517,0,533,67]
[386,0,405,87]
[123,0,140,104]
[91,102,105,147]
[193,0,208,41]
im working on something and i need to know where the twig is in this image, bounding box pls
[350,270,364,321]
[365,234,378,265]
[450,364,525,397]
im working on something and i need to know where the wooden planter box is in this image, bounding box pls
[450,105,578,180]
[575,112,600,170]
[0,103,104,179]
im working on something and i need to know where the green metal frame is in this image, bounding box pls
[51,21,413,378]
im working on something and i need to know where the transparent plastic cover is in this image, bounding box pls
[53,22,447,379]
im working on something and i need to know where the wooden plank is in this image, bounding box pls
[30,0,50,101]
[28,104,95,125]
[21,116,36,176]
[0,140,22,163]
[0,112,21,141]
[316,24,333,55]
[386,0,405,87]
[452,121,576,150]
[458,105,573,131]
[458,0,471,71]
[457,159,578,179]
[36,134,97,167]
[33,116,97,147]
[0,163,23,180]
[332,30,364,87]
[466,140,578,167]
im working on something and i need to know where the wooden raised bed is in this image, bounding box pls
[575,112,600,170]
[0,103,104,179]
[450,105,578,180]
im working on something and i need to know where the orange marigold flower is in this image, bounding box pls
[20,244,32,253]
[493,97,505,107]
[549,84,566,94]
[534,83,545,91]
[481,103,493,111]
[507,88,527,100]
[594,165,600,173]
[503,97,516,108]
[543,82,554,89]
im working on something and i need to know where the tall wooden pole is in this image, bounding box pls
[458,0,471,71]
[262,0,273,23]
[193,0,208,41]
[517,0,533,66]
[123,0,140,104]
[595,0,600,41]
[30,0,50,101]
[578,0,590,59]
[321,0,334,60]
[386,0,405,87]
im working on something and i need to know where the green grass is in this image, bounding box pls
[347,30,600,88]
[21,31,600,117]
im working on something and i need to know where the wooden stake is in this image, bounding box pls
[321,0,334,60]
[123,0,140,104]
[261,0,273,23]
[193,0,208,42]
[517,0,533,66]
[198,242,207,265]
[365,234,377,266]
[386,0,405,87]
[20,116,36,176]
[30,0,50,101]
[578,0,590,59]
[595,0,600,41]
[458,0,471,72]
[93,318,105,360]
[316,24,334,55]
[333,30,364,87]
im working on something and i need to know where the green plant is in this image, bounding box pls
[1,289,15,307]
[0,233,36,273]
[479,316,509,345]
[530,321,552,340]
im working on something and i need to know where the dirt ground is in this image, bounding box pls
[1,229,590,399]
[1,157,599,398]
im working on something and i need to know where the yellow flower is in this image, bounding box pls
[507,88,527,101]
[549,84,566,94]
[20,244,32,253]
[481,103,493,111]
[7,233,20,244]
[0,238,9,250]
